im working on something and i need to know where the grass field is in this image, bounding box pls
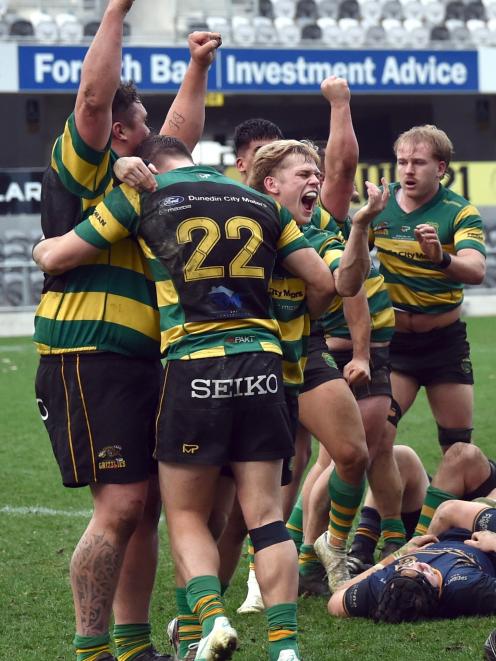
[1,317,495,660]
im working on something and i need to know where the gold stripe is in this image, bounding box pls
[278,317,305,343]
[56,125,111,192]
[177,346,226,359]
[119,644,149,661]
[420,505,435,518]
[328,527,347,541]
[89,202,131,244]
[331,514,353,528]
[35,342,98,355]
[387,283,462,308]
[454,204,480,226]
[371,306,395,331]
[268,629,295,642]
[37,291,160,341]
[75,354,97,482]
[164,318,279,348]
[332,502,359,516]
[286,523,303,533]
[157,279,179,307]
[61,356,79,483]
[260,341,282,355]
[355,529,379,542]
[154,362,169,453]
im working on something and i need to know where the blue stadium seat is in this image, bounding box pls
[430,24,451,40]
[445,0,465,20]
[300,21,322,37]
[338,0,360,19]
[9,18,34,37]
[295,0,319,21]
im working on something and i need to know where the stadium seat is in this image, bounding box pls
[83,20,100,37]
[253,15,277,42]
[318,16,344,43]
[382,17,408,46]
[296,0,320,21]
[358,0,382,26]
[421,0,445,25]
[9,18,34,37]
[0,18,8,38]
[30,11,58,42]
[403,18,430,46]
[400,0,424,21]
[483,0,496,20]
[57,13,84,43]
[430,23,451,41]
[259,0,275,18]
[231,15,256,44]
[381,0,404,20]
[364,23,387,44]
[274,15,301,43]
[301,20,323,37]
[467,18,491,44]
[272,0,297,18]
[207,16,231,41]
[231,0,259,17]
[445,0,465,20]
[338,0,360,18]
[337,17,364,45]
[450,24,473,46]
[467,0,487,19]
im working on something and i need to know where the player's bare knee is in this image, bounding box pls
[336,442,368,477]
[430,499,457,530]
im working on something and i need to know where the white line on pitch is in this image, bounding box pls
[0,505,92,517]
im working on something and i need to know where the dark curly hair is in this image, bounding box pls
[112,81,141,124]
[373,571,440,624]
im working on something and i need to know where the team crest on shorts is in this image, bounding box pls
[98,445,126,470]
[322,352,337,369]
[461,357,472,374]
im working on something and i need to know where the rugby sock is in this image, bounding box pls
[247,537,255,572]
[73,633,112,661]
[286,493,304,553]
[175,587,202,658]
[186,575,225,637]
[266,603,299,661]
[381,517,406,548]
[349,506,381,557]
[298,543,320,575]
[328,471,366,548]
[114,623,152,660]
[414,485,457,536]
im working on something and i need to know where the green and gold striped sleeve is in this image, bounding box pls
[453,205,486,255]
[276,206,309,259]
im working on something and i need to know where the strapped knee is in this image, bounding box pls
[387,398,402,428]
[248,520,290,553]
[437,425,473,447]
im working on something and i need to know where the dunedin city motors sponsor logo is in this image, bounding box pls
[98,445,126,470]
[191,373,279,398]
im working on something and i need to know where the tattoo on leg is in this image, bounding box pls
[71,532,122,635]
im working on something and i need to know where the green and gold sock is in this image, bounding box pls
[414,485,457,536]
[186,575,225,637]
[381,517,406,548]
[286,493,304,553]
[175,587,202,658]
[328,471,365,548]
[298,543,320,575]
[73,633,112,661]
[266,603,299,661]
[114,623,152,660]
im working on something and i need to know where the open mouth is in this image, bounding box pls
[301,191,318,212]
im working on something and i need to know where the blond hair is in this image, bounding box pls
[248,139,320,193]
[394,125,454,166]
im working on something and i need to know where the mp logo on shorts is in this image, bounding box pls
[98,445,126,470]
[191,373,280,398]
[182,443,199,454]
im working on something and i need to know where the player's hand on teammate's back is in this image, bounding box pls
[414,223,444,264]
[320,75,351,106]
[113,157,158,192]
[188,31,222,67]
[352,178,390,229]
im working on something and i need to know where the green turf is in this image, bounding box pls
[0,318,495,660]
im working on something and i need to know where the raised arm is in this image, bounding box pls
[335,181,389,296]
[319,76,359,222]
[341,288,371,386]
[75,0,134,150]
[282,248,335,319]
[160,31,222,151]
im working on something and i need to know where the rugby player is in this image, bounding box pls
[370,126,486,487]
[33,1,221,657]
[33,134,338,661]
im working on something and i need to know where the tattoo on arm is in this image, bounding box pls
[168,111,186,132]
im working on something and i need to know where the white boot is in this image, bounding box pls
[236,568,265,614]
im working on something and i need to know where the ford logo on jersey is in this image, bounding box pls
[162,196,185,207]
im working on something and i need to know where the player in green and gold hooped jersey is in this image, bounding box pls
[368,125,486,548]
[34,135,337,661]
[33,3,222,658]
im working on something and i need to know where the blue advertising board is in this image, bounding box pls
[18,45,479,93]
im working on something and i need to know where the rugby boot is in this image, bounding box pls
[276,651,301,661]
[485,629,496,661]
[314,531,350,593]
[236,568,264,614]
[298,563,330,597]
[167,617,199,661]
[194,616,238,661]
[346,550,374,577]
